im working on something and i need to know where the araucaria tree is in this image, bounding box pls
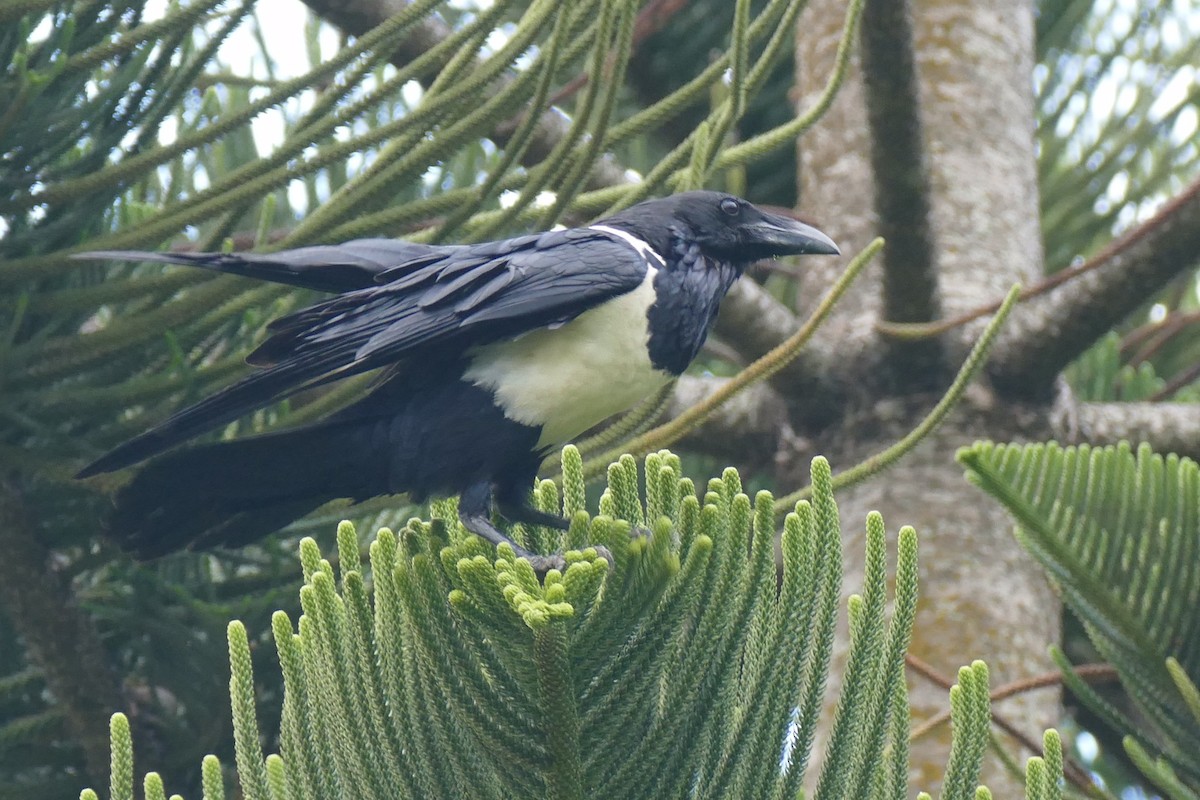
[1,0,1197,797]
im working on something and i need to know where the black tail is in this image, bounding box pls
[108,421,383,558]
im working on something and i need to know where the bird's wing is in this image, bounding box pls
[73,239,453,293]
[78,228,650,476]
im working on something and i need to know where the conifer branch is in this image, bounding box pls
[941,662,992,800]
[228,622,270,800]
[536,0,638,228]
[0,0,59,25]
[990,175,1200,397]
[63,0,226,72]
[1067,401,1200,462]
[711,0,864,173]
[75,452,1071,799]
[3,2,433,223]
[299,0,633,190]
[774,284,1021,513]
[909,663,1117,743]
[906,655,1104,795]
[109,714,134,800]
[433,4,575,240]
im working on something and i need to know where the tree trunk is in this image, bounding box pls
[793,0,1060,793]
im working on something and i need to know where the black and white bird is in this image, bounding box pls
[76,191,838,566]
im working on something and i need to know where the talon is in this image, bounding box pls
[522,553,567,576]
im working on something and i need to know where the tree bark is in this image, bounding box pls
[793,0,1059,794]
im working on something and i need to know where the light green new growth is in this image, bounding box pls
[960,441,1200,793]
[1167,658,1200,723]
[228,621,270,800]
[143,773,167,800]
[200,754,223,800]
[109,713,133,800]
[82,450,1064,799]
[940,662,992,800]
[1039,730,1064,800]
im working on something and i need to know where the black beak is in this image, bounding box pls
[745,212,840,257]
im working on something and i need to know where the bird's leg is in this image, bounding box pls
[496,490,616,567]
[496,501,570,532]
[458,481,566,574]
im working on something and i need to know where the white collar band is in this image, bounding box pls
[588,224,667,268]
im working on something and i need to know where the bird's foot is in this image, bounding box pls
[517,550,566,575]
[629,525,651,541]
[510,544,614,578]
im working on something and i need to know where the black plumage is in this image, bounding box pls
[76,191,838,564]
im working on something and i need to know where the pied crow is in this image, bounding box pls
[76,191,838,568]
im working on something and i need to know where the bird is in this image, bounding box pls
[75,191,838,568]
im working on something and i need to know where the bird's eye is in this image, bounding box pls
[719,197,740,216]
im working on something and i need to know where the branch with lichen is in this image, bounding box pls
[989,175,1200,398]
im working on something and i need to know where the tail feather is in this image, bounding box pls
[75,348,355,478]
[108,422,383,558]
[72,239,448,293]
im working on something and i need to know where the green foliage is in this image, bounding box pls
[959,440,1200,795]
[1022,731,1066,800]
[1036,0,1200,271]
[1,0,864,788]
[1066,331,1200,404]
[1066,332,1169,401]
[1039,0,1200,402]
[78,449,1062,799]
[618,0,801,206]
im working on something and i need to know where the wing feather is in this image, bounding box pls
[78,227,651,476]
[417,259,511,308]
[74,239,449,293]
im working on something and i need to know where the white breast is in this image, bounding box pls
[463,268,671,450]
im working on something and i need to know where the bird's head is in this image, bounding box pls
[602,191,839,265]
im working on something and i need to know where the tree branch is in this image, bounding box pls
[1062,401,1200,462]
[990,176,1200,397]
[540,0,693,110]
[666,375,788,465]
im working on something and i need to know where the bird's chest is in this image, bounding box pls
[463,270,672,449]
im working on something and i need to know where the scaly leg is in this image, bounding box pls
[458,481,567,574]
[497,486,615,568]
